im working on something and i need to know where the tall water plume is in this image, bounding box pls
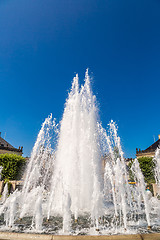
[47,70,104,230]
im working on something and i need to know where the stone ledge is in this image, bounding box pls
[0,232,160,240]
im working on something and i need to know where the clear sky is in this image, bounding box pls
[0,0,160,158]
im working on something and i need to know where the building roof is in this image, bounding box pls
[144,139,160,152]
[0,136,14,149]
[136,138,160,155]
[0,134,23,153]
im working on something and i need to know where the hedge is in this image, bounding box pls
[0,153,26,180]
[129,157,155,184]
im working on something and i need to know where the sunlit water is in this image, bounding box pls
[0,70,160,235]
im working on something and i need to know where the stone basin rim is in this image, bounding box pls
[0,232,160,240]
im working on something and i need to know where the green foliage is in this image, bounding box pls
[0,154,26,180]
[129,157,155,184]
[138,157,155,183]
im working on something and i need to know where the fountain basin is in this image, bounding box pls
[0,232,160,240]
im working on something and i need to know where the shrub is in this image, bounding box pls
[138,157,155,183]
[0,154,26,180]
[129,157,155,184]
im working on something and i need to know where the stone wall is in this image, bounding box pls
[136,151,155,159]
[152,183,160,196]
[0,149,22,156]
[0,180,23,194]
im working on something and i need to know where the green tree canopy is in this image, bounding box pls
[0,154,26,180]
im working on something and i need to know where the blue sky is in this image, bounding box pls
[0,0,160,157]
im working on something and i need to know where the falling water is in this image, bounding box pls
[131,159,151,227]
[1,183,8,204]
[47,70,103,225]
[154,147,160,186]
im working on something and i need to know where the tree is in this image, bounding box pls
[0,154,26,180]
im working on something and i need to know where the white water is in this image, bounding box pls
[154,147,160,186]
[47,71,103,223]
[131,159,151,226]
[0,70,159,234]
[1,183,8,204]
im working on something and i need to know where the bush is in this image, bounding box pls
[0,154,26,180]
[138,157,155,183]
[129,157,155,184]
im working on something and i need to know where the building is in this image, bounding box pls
[136,135,160,159]
[0,132,23,156]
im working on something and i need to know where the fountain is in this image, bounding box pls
[0,70,160,238]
